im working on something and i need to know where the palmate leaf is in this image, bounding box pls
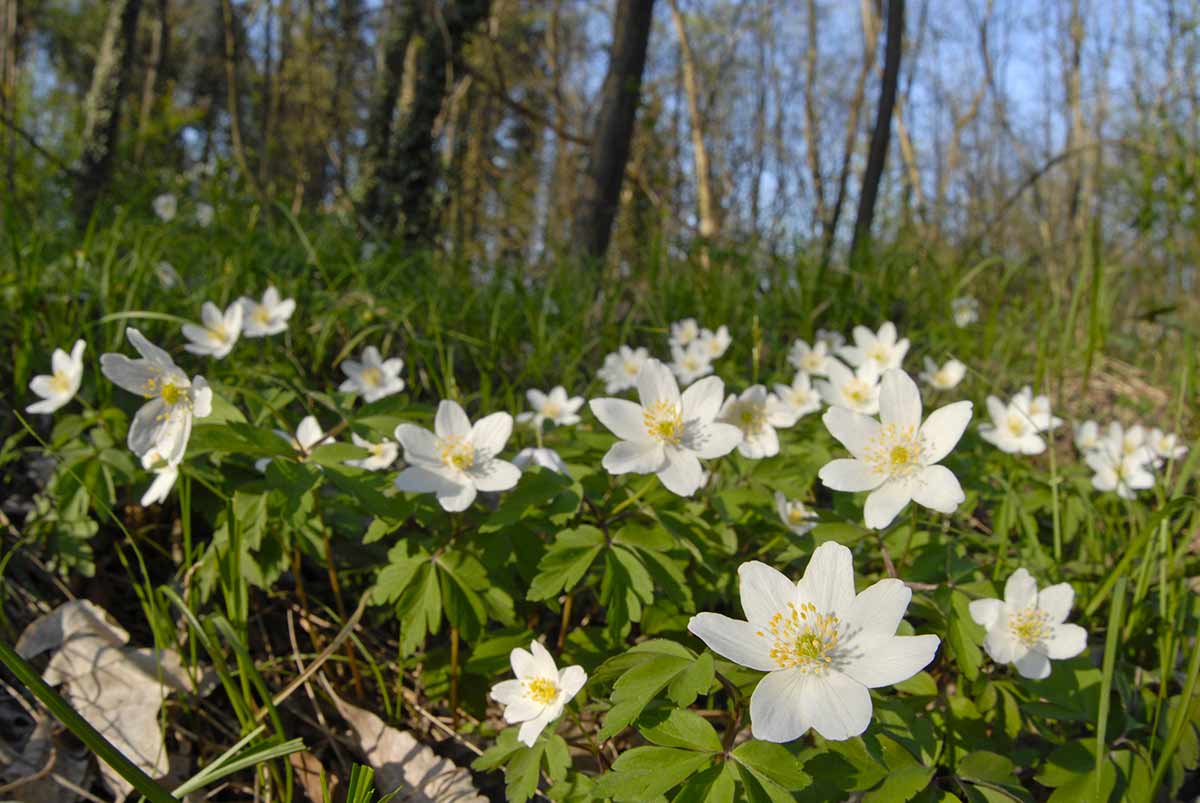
[527,525,605,602]
[595,641,708,740]
[591,746,715,802]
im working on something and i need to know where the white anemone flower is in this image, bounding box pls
[1085,446,1155,499]
[688,543,939,742]
[489,641,586,747]
[719,385,795,459]
[195,203,214,228]
[517,387,584,429]
[951,296,979,328]
[815,329,845,350]
[339,346,405,403]
[512,446,570,476]
[1013,386,1061,433]
[815,359,881,416]
[819,369,972,529]
[255,415,333,472]
[238,287,296,337]
[345,433,398,471]
[669,342,714,385]
[1074,420,1101,453]
[393,401,521,512]
[1148,428,1187,464]
[182,301,243,359]
[139,448,180,507]
[919,357,966,391]
[153,193,177,222]
[838,322,909,372]
[774,372,822,422]
[979,395,1046,455]
[669,318,700,348]
[597,345,649,394]
[1100,422,1154,466]
[155,261,181,289]
[774,491,817,535]
[589,358,742,497]
[27,339,86,414]
[788,338,832,377]
[100,328,212,463]
[697,325,731,360]
[969,568,1087,680]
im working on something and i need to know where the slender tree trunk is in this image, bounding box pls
[220,0,263,201]
[572,0,656,262]
[849,0,905,263]
[135,0,168,164]
[667,0,717,259]
[75,0,143,223]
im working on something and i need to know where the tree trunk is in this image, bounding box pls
[849,0,904,263]
[135,0,168,164]
[75,0,143,224]
[572,0,655,262]
[667,0,717,255]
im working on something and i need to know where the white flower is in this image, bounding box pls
[155,261,181,289]
[688,543,939,742]
[182,301,243,359]
[238,287,295,337]
[1085,445,1154,499]
[194,203,214,228]
[952,296,979,328]
[1013,386,1061,433]
[979,395,1046,455]
[255,416,331,472]
[815,329,845,350]
[27,339,86,414]
[773,372,822,422]
[490,641,586,747]
[919,357,966,391]
[339,346,405,403]
[589,358,742,496]
[969,568,1087,679]
[788,339,832,376]
[100,328,212,463]
[669,342,714,385]
[1100,422,1154,466]
[393,401,521,512]
[669,318,700,348]
[512,447,570,476]
[1074,420,1100,453]
[697,325,731,360]
[153,193,177,222]
[774,491,817,535]
[837,322,909,372]
[815,359,881,415]
[516,387,584,429]
[139,448,179,507]
[1148,428,1187,464]
[345,433,398,471]
[819,369,972,529]
[597,345,649,394]
[719,385,795,459]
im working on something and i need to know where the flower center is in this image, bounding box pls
[439,435,476,472]
[361,367,383,388]
[731,402,766,434]
[161,382,184,406]
[1007,415,1027,436]
[845,380,870,405]
[868,344,890,363]
[623,360,640,377]
[50,371,72,393]
[760,602,841,673]
[542,401,562,419]
[1009,607,1051,647]
[253,306,271,325]
[787,506,809,525]
[865,424,923,478]
[643,400,684,445]
[208,323,229,342]
[526,677,558,705]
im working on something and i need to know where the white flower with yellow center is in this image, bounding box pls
[516,386,584,430]
[182,301,243,359]
[952,296,979,328]
[512,447,570,476]
[597,345,649,393]
[774,372,822,422]
[590,358,741,496]
[27,339,86,414]
[815,358,881,415]
[774,491,817,535]
[490,641,586,747]
[345,433,398,471]
[815,329,845,350]
[719,385,795,459]
[697,325,731,359]
[1148,427,1187,464]
[153,193,177,222]
[393,401,521,512]
[1085,444,1154,499]
[919,357,966,391]
[1074,420,1100,453]
[1013,386,1061,433]
[969,568,1087,679]
[669,342,714,385]
[979,395,1046,455]
[669,318,700,348]
[688,543,939,742]
[838,322,909,372]
[139,447,180,507]
[819,369,972,530]
[100,328,212,464]
[255,415,334,472]
[339,346,405,403]
[1099,421,1154,466]
[788,339,832,377]
[237,286,295,337]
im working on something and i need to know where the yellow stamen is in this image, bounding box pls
[643,400,684,446]
[526,677,558,705]
[762,601,841,673]
[161,382,183,406]
[439,435,475,472]
[361,367,383,388]
[1009,607,1051,647]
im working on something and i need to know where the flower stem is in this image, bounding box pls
[610,476,657,517]
[557,593,574,650]
[450,625,461,727]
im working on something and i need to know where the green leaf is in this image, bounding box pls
[638,708,722,752]
[667,650,714,707]
[437,553,487,640]
[598,651,694,740]
[943,588,984,681]
[672,763,735,803]
[593,746,713,802]
[1035,740,1095,787]
[731,740,811,791]
[862,766,934,802]
[893,671,938,697]
[959,751,1018,786]
[397,563,442,655]
[503,739,546,803]
[370,541,429,605]
[527,526,605,602]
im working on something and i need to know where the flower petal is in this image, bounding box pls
[602,441,665,475]
[738,561,801,625]
[803,671,873,741]
[878,369,921,431]
[510,646,535,678]
[504,697,543,724]
[471,459,521,492]
[819,458,883,492]
[681,375,725,422]
[1037,583,1075,623]
[490,679,525,704]
[637,359,681,409]
[1004,568,1038,609]
[840,635,939,688]
[920,401,973,464]
[589,398,650,442]
[558,665,588,699]
[1014,650,1051,680]
[100,354,158,396]
[684,420,743,459]
[435,400,472,438]
[517,709,556,746]
[863,478,916,529]
[471,412,514,456]
[983,627,1022,665]
[529,640,559,677]
[1044,624,1087,660]
[911,465,965,514]
[822,406,880,459]
[657,448,703,496]
[687,613,777,672]
[968,598,1004,630]
[842,578,911,644]
[394,424,440,464]
[797,542,856,615]
[394,466,462,495]
[437,482,477,512]
[749,668,811,743]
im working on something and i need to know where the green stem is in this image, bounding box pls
[1094,576,1125,798]
[610,476,657,517]
[1149,596,1200,799]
